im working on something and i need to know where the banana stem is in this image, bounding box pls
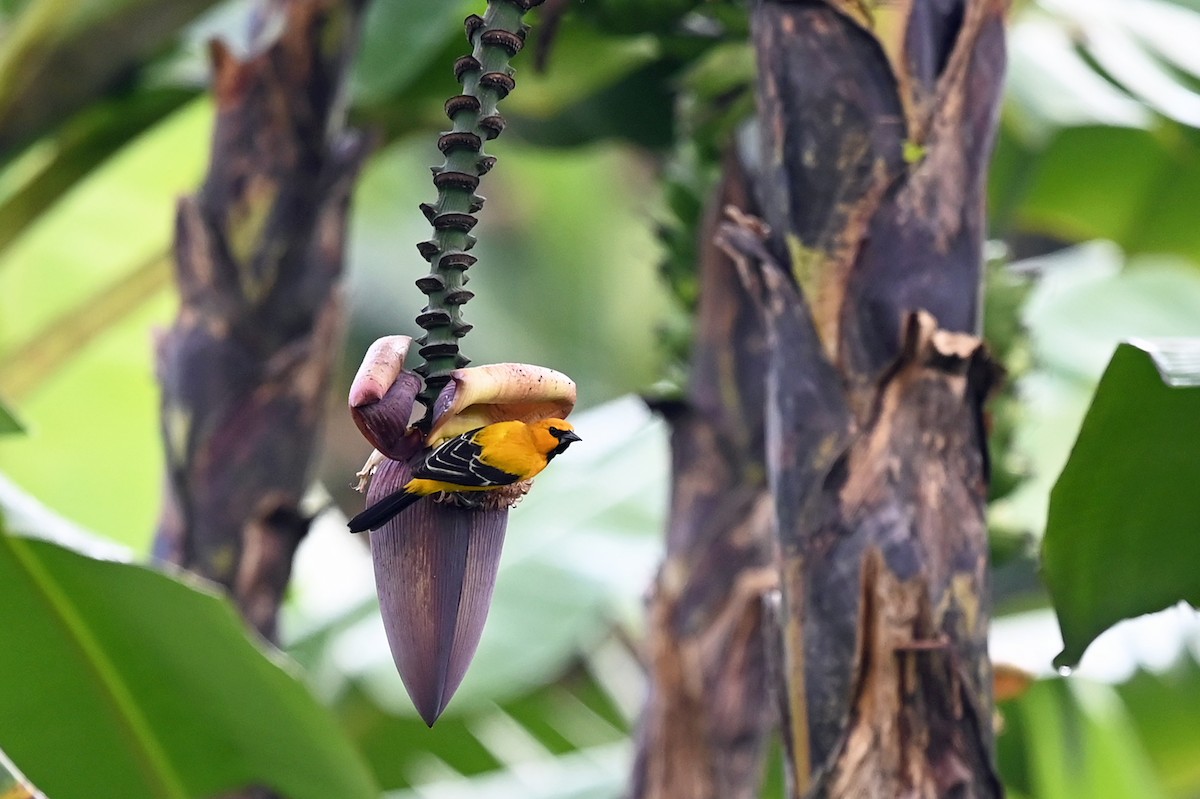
[412,0,541,429]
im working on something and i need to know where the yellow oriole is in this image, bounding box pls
[349,418,581,533]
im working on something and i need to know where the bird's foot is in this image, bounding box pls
[437,493,486,511]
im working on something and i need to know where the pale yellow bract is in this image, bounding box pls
[426,362,576,445]
[348,335,577,454]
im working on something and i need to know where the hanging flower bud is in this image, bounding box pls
[366,456,507,726]
[347,336,577,724]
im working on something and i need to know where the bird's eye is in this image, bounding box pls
[549,427,566,439]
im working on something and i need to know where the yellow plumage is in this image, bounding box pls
[348,418,580,533]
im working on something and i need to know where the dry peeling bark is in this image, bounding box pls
[730,226,1001,795]
[630,157,778,799]
[153,0,369,644]
[750,0,1004,792]
[752,0,1006,409]
[634,0,1007,796]
[822,547,997,798]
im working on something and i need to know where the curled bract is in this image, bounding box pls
[349,336,578,455]
[348,336,422,462]
[427,362,577,444]
[348,335,412,408]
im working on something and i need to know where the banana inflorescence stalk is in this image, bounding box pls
[412,0,544,428]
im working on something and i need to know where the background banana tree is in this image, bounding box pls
[2,0,1200,796]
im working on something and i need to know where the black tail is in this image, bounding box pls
[347,488,423,533]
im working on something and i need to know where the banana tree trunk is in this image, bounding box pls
[632,0,1008,795]
[153,0,369,643]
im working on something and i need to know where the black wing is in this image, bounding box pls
[413,428,518,488]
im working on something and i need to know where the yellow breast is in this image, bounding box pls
[474,421,551,480]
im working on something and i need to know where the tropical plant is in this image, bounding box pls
[1,0,1199,797]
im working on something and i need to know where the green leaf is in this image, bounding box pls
[989,245,1200,540]
[1113,657,1200,791]
[498,22,660,123]
[1013,126,1200,265]
[0,86,194,259]
[998,678,1169,799]
[676,40,754,99]
[0,397,20,434]
[0,98,210,548]
[330,666,629,792]
[1022,247,1200,380]
[1042,340,1200,668]
[0,0,218,154]
[387,741,627,799]
[1120,658,1200,797]
[1042,0,1200,128]
[1005,16,1150,142]
[350,0,474,105]
[993,656,1200,793]
[0,98,208,351]
[0,524,378,799]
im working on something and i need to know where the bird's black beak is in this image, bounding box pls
[547,428,581,459]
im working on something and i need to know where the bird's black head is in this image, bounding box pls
[546,424,582,459]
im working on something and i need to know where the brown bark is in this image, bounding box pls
[730,229,1001,795]
[153,0,369,644]
[635,0,1007,796]
[748,0,1005,792]
[630,155,777,799]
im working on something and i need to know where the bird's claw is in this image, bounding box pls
[354,449,388,492]
[441,493,486,511]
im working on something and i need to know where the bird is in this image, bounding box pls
[348,418,581,533]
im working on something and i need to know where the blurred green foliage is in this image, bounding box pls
[1042,342,1200,668]
[0,0,1199,796]
[0,518,378,798]
[0,397,20,434]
